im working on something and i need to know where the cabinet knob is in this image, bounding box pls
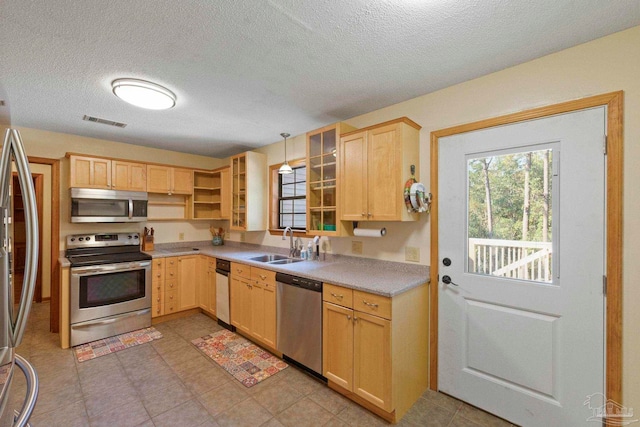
[260,274,266,280]
[347,315,351,320]
[367,212,372,217]
[353,317,358,322]
[361,212,366,217]
[156,273,161,277]
[156,297,160,302]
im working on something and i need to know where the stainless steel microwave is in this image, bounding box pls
[70,188,148,223]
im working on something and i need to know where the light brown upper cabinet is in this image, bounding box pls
[306,122,356,236]
[69,155,111,189]
[340,118,421,222]
[147,165,193,195]
[192,166,230,220]
[112,160,147,191]
[230,151,266,231]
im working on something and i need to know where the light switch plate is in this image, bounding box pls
[178,232,185,241]
[352,241,363,255]
[405,246,420,262]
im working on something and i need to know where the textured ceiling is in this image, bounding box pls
[1,1,639,158]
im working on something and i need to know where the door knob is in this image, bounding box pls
[442,275,459,286]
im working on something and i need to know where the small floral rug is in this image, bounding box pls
[73,327,163,362]
[192,329,288,388]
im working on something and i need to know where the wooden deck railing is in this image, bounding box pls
[468,238,552,282]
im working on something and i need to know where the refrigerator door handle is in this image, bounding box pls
[13,354,38,427]
[2,130,39,347]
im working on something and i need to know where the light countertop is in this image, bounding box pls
[145,242,430,297]
[60,241,430,297]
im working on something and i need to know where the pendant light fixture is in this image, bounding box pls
[278,133,293,175]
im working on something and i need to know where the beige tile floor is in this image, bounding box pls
[8,302,516,426]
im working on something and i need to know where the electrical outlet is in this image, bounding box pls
[178,232,185,241]
[352,241,363,255]
[405,246,420,262]
[322,239,331,252]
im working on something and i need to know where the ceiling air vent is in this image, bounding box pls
[82,115,127,128]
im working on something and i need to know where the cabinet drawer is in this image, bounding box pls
[165,278,178,292]
[165,266,178,281]
[152,291,163,306]
[251,267,275,284]
[152,292,164,317]
[323,283,353,308]
[231,262,251,279]
[152,301,164,317]
[165,289,178,306]
[165,300,178,314]
[153,269,164,282]
[152,280,164,294]
[353,291,391,320]
[165,257,178,269]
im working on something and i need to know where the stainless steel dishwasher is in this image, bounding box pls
[276,273,324,378]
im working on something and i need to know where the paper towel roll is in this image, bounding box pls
[353,227,387,237]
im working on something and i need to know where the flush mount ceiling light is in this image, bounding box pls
[111,78,176,110]
[278,133,293,175]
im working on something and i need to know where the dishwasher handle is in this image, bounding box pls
[276,273,322,292]
[215,269,229,276]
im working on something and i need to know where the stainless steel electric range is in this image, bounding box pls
[65,232,152,347]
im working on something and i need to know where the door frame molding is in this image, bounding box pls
[27,156,61,333]
[429,91,623,403]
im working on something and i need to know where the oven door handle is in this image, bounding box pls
[128,198,134,219]
[72,308,151,329]
[71,260,151,275]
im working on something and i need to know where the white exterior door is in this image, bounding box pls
[438,107,606,426]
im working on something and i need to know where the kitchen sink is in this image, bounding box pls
[249,254,289,263]
[268,258,304,265]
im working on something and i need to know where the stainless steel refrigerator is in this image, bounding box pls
[0,129,39,427]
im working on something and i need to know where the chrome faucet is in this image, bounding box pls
[283,227,295,258]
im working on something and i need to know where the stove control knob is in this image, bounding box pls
[133,235,138,239]
[78,237,84,241]
[128,235,132,239]
[86,237,91,241]
[70,238,75,242]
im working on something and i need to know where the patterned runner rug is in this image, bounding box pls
[192,329,288,387]
[74,327,163,362]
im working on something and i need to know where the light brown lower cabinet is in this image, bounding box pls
[152,258,165,318]
[322,282,428,423]
[198,256,217,316]
[151,256,198,317]
[230,263,277,350]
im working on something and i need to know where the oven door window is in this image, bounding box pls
[79,269,145,308]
